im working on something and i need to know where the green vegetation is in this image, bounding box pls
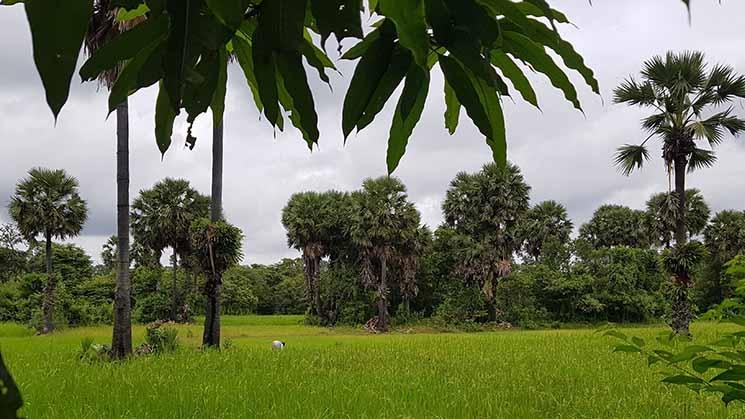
[1,317,744,418]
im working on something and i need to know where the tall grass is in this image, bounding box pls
[2,319,744,418]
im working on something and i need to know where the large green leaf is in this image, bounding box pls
[24,0,92,119]
[260,0,307,51]
[163,0,202,111]
[205,0,245,30]
[501,19,599,94]
[275,50,320,148]
[513,1,569,23]
[183,50,221,126]
[443,0,500,47]
[387,65,430,173]
[342,33,395,139]
[155,81,177,155]
[440,54,506,166]
[424,0,452,45]
[300,31,336,86]
[502,30,582,111]
[310,0,363,49]
[232,36,264,112]
[444,79,460,134]
[341,28,380,60]
[491,50,538,108]
[479,0,538,38]
[379,0,429,68]
[79,14,168,83]
[357,46,412,131]
[108,39,164,114]
[211,47,229,126]
[447,29,503,93]
[252,31,280,126]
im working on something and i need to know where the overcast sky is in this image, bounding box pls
[1,1,745,265]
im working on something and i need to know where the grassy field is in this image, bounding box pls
[2,317,744,418]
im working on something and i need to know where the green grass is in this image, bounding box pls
[2,318,745,418]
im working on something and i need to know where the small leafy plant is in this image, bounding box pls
[136,321,179,355]
[606,256,745,405]
[78,337,111,362]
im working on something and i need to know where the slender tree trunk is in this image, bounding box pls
[171,250,178,321]
[302,252,316,316]
[111,101,132,358]
[41,230,55,334]
[313,256,323,321]
[203,119,223,347]
[377,255,389,332]
[671,155,692,336]
[203,271,221,346]
[486,281,498,323]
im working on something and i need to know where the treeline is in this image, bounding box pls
[2,163,745,330]
[280,163,745,329]
[0,240,306,328]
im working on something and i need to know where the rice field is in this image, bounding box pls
[2,317,744,418]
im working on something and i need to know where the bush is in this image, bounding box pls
[134,292,171,324]
[67,301,112,326]
[142,321,179,354]
[433,281,485,324]
[495,271,549,326]
[79,337,111,362]
[319,264,372,325]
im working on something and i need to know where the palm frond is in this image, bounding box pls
[641,112,667,132]
[613,78,657,107]
[614,144,650,176]
[687,147,717,172]
[707,64,745,104]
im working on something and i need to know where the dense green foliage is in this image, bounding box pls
[3,0,596,172]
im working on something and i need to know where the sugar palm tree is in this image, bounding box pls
[281,191,329,320]
[614,51,745,334]
[443,163,531,322]
[84,0,141,358]
[9,168,87,333]
[350,177,421,332]
[522,200,573,261]
[131,178,210,321]
[645,189,710,249]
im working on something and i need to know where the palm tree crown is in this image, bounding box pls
[130,178,210,258]
[9,168,87,242]
[614,51,745,176]
[645,189,710,248]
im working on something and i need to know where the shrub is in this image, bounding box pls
[433,281,485,324]
[134,292,171,324]
[78,337,111,362]
[140,321,179,354]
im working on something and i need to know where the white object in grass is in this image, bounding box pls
[271,340,285,351]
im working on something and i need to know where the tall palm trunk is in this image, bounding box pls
[302,251,316,316]
[171,250,178,321]
[671,154,692,335]
[41,230,55,334]
[203,120,223,347]
[377,254,389,332]
[111,100,132,358]
[312,256,322,320]
[486,280,498,323]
